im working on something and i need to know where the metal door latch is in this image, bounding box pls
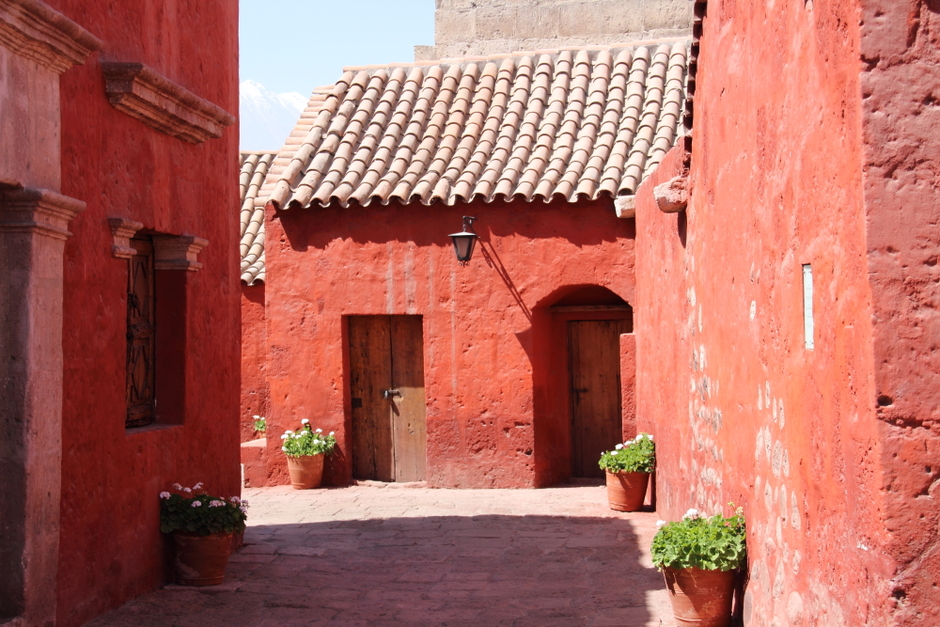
[382,389,401,399]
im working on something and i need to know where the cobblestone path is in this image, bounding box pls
[84,483,670,626]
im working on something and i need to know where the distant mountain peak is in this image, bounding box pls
[239,80,307,152]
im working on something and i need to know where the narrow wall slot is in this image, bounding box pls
[802,264,814,350]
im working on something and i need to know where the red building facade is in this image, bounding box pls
[636,1,939,625]
[249,43,689,488]
[0,1,240,625]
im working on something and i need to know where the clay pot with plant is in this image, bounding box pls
[597,433,655,511]
[651,505,747,627]
[159,483,249,586]
[280,419,337,489]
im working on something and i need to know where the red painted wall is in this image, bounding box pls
[265,197,635,488]
[860,2,940,624]
[241,283,269,442]
[635,1,900,624]
[48,1,240,625]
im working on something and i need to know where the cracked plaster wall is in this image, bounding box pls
[860,1,940,624]
[633,0,913,624]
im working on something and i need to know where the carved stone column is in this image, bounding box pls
[0,188,85,627]
[0,2,100,626]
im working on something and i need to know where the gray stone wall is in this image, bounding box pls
[415,0,693,61]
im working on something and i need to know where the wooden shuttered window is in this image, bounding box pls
[126,237,156,427]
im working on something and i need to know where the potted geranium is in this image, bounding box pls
[598,432,655,511]
[159,482,248,585]
[280,419,337,489]
[651,505,746,627]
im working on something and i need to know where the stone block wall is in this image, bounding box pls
[415,0,692,60]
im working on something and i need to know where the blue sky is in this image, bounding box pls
[240,0,435,96]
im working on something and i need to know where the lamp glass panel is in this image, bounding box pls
[452,234,476,261]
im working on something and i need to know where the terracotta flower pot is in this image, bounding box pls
[662,566,736,627]
[286,454,325,489]
[170,532,233,586]
[605,470,650,511]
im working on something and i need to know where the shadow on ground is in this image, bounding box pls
[83,514,665,627]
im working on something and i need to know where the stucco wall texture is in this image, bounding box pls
[242,284,269,442]
[265,198,635,489]
[46,2,241,625]
[636,1,939,625]
[861,1,940,623]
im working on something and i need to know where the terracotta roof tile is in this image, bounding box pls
[239,151,276,285]
[264,40,690,211]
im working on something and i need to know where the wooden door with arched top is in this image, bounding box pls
[568,318,631,477]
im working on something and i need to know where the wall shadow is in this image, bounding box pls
[232,514,662,625]
[274,195,636,253]
[82,510,665,626]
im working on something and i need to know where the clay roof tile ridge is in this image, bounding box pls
[418,64,477,203]
[266,40,691,211]
[644,41,689,177]
[471,56,529,201]
[562,50,613,200]
[620,44,670,194]
[599,47,648,195]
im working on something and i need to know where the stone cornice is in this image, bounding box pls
[0,187,85,240]
[152,234,208,271]
[0,0,102,74]
[101,61,236,144]
[107,216,144,259]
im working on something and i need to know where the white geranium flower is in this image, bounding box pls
[656,520,667,529]
[611,450,618,455]
[301,418,309,424]
[182,487,192,493]
[647,434,654,441]
[285,430,294,435]
[193,482,203,490]
[172,483,182,490]
[159,491,171,499]
[280,434,288,439]
[281,446,288,452]
[209,500,225,508]
[615,444,624,450]
[329,432,335,436]
[315,428,323,433]
[683,508,700,520]
[229,496,241,503]
[191,501,202,508]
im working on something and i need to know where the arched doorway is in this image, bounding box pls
[532,285,635,484]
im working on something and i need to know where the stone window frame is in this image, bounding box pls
[108,217,208,428]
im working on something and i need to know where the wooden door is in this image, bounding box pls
[568,319,631,477]
[348,316,426,482]
[126,237,156,428]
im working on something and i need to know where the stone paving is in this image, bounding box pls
[84,482,672,626]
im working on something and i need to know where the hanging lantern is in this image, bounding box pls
[449,216,478,265]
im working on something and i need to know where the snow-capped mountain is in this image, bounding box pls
[239,80,307,151]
